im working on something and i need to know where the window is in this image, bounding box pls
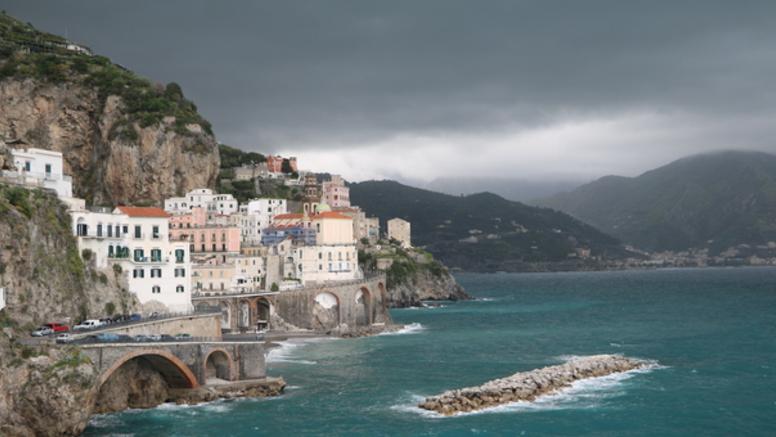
[76,223,88,236]
[133,249,144,262]
[122,225,128,235]
[133,268,144,278]
[319,264,323,271]
[152,225,160,239]
[318,252,322,260]
[96,224,103,237]
[222,243,226,251]
[151,249,162,262]
[24,161,30,172]
[151,268,161,278]
[175,249,185,263]
[175,268,186,277]
[134,225,141,239]
[212,243,216,252]
[176,285,184,293]
[108,245,114,257]
[152,286,160,294]
[328,262,332,271]
[107,225,112,238]
[45,163,51,174]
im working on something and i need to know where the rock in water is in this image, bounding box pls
[418,355,651,415]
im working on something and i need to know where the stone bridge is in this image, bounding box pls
[192,274,391,334]
[80,341,267,390]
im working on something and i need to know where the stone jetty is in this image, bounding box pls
[418,355,649,415]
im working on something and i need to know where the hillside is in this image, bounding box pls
[0,183,139,436]
[538,151,776,253]
[350,181,626,272]
[0,12,219,206]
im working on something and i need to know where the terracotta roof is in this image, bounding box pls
[273,213,304,220]
[116,206,171,218]
[313,211,352,220]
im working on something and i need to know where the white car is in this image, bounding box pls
[31,326,54,337]
[73,319,104,331]
[56,333,74,344]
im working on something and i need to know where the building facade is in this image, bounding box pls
[321,175,350,208]
[3,147,73,198]
[388,218,412,248]
[164,188,238,215]
[71,206,193,313]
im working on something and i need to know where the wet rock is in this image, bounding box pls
[418,355,651,416]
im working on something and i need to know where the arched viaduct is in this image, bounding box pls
[192,275,392,334]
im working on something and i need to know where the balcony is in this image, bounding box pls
[130,256,168,264]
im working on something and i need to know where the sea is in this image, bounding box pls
[84,267,776,436]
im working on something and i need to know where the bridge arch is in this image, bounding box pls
[98,349,199,390]
[356,287,372,326]
[313,291,341,330]
[203,348,234,382]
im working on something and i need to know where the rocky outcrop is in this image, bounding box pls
[168,377,286,405]
[0,185,138,436]
[419,355,650,415]
[387,268,469,308]
[0,79,219,206]
[0,344,99,437]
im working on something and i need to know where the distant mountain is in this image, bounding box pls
[350,180,626,272]
[418,177,583,202]
[538,151,776,253]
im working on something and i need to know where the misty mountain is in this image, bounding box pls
[538,151,776,253]
[350,180,626,272]
[413,177,583,203]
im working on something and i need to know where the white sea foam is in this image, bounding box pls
[396,361,664,419]
[266,336,338,364]
[377,322,425,336]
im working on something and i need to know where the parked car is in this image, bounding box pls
[149,312,160,319]
[99,318,114,326]
[129,313,142,322]
[45,323,70,332]
[160,334,174,341]
[73,319,104,331]
[111,315,125,323]
[31,326,54,337]
[56,333,74,344]
[92,333,120,342]
[147,334,162,342]
[174,333,192,340]
[134,334,151,342]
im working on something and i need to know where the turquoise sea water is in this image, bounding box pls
[85,268,776,436]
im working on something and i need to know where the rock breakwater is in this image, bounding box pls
[418,355,650,415]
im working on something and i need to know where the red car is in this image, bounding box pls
[45,323,70,332]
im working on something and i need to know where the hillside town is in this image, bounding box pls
[1,145,414,331]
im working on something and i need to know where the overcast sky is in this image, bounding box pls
[5,1,776,184]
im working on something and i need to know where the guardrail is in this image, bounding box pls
[69,309,221,334]
[75,334,265,345]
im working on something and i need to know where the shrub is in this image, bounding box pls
[270,282,279,292]
[104,302,115,316]
[81,248,92,261]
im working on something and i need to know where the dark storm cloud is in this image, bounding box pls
[4,1,776,180]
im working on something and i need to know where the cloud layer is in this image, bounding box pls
[6,0,776,181]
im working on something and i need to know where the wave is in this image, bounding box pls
[377,322,425,336]
[394,361,663,418]
[266,337,338,364]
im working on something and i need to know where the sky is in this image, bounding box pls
[4,1,776,187]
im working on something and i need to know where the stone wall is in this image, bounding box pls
[94,314,222,338]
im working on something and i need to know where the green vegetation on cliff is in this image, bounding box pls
[350,180,626,272]
[0,12,213,143]
[216,144,303,203]
[538,151,776,253]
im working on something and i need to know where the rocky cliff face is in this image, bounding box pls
[0,79,219,206]
[387,268,469,308]
[0,185,139,436]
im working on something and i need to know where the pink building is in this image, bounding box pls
[322,175,350,208]
[171,225,241,254]
[169,207,207,229]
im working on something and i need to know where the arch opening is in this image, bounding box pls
[204,350,232,382]
[220,302,231,331]
[256,297,271,331]
[95,351,198,414]
[355,287,372,326]
[313,292,340,331]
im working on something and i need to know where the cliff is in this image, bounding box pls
[0,13,219,206]
[360,243,469,307]
[0,184,139,436]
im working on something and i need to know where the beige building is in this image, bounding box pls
[387,218,412,248]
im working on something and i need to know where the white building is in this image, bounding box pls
[289,211,362,285]
[0,287,5,312]
[235,198,287,245]
[3,147,73,198]
[164,188,238,216]
[388,218,412,248]
[71,206,193,313]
